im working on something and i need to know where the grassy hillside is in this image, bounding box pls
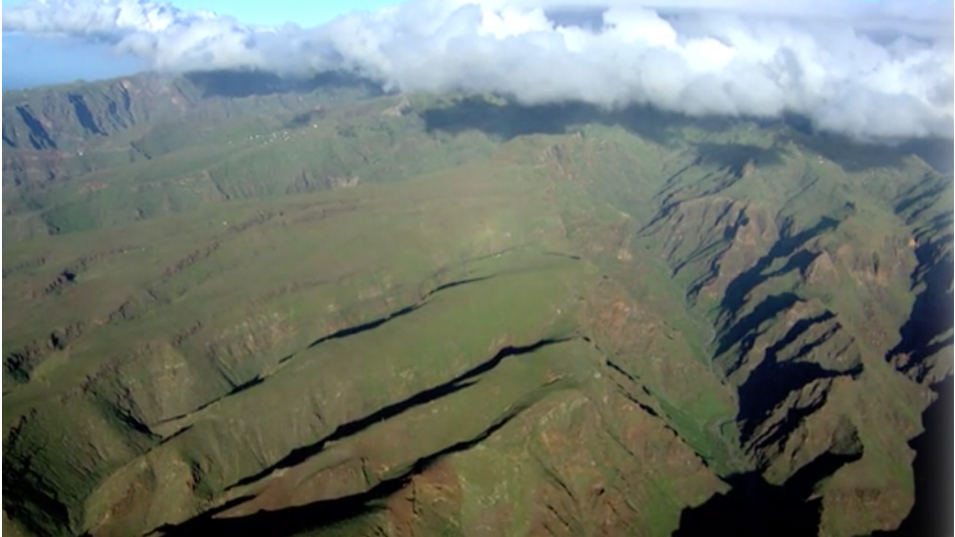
[2,71,951,537]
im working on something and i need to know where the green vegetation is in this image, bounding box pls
[2,70,951,537]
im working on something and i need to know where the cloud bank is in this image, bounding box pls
[4,0,954,140]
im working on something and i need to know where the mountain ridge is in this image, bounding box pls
[2,68,951,537]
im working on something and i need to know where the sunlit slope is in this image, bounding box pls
[3,144,727,537]
[2,76,951,537]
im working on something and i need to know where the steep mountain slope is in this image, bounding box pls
[2,71,951,537]
[2,71,381,191]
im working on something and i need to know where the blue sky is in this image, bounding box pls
[1,0,400,90]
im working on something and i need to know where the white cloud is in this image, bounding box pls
[3,0,953,140]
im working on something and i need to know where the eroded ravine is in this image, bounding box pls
[2,79,952,537]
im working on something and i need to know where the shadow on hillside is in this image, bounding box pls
[229,337,559,491]
[152,484,396,537]
[420,96,743,147]
[153,399,532,537]
[887,218,954,382]
[183,70,383,100]
[709,215,844,361]
[421,96,943,173]
[901,139,955,175]
[285,108,327,129]
[674,442,863,537]
[871,376,954,537]
[737,344,862,446]
[748,115,952,174]
[794,133,915,173]
[693,142,786,172]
